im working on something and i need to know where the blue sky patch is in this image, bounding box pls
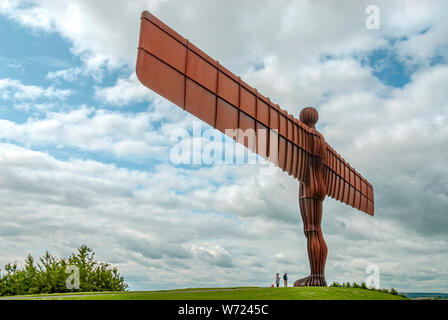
[361,47,411,88]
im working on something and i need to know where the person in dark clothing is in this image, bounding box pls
[283,273,288,287]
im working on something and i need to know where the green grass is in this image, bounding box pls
[10,287,407,300]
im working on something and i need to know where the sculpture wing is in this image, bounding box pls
[136,11,374,216]
[323,145,374,215]
[136,10,314,182]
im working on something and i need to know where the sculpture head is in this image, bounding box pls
[299,107,319,128]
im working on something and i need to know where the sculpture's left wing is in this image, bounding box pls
[136,10,315,182]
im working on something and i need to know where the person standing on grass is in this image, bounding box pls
[275,273,280,287]
[283,272,288,287]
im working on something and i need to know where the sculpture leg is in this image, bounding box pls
[294,196,328,287]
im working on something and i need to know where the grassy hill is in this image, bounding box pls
[4,287,408,300]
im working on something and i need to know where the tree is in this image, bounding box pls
[0,245,128,296]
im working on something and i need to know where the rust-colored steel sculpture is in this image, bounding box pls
[136,10,374,286]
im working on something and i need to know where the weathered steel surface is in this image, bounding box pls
[295,107,328,286]
[136,10,374,216]
[136,10,375,287]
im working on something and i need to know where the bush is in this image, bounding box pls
[0,245,128,296]
[329,281,402,297]
[329,281,342,287]
[389,288,398,295]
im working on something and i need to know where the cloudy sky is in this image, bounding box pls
[0,0,447,293]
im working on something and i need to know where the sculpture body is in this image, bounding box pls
[295,107,328,286]
[135,11,375,286]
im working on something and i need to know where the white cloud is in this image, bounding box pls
[46,67,84,82]
[0,0,53,31]
[1,0,146,71]
[94,72,153,106]
[0,78,72,101]
[190,244,234,268]
[0,106,170,158]
[13,102,56,112]
[0,0,440,73]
